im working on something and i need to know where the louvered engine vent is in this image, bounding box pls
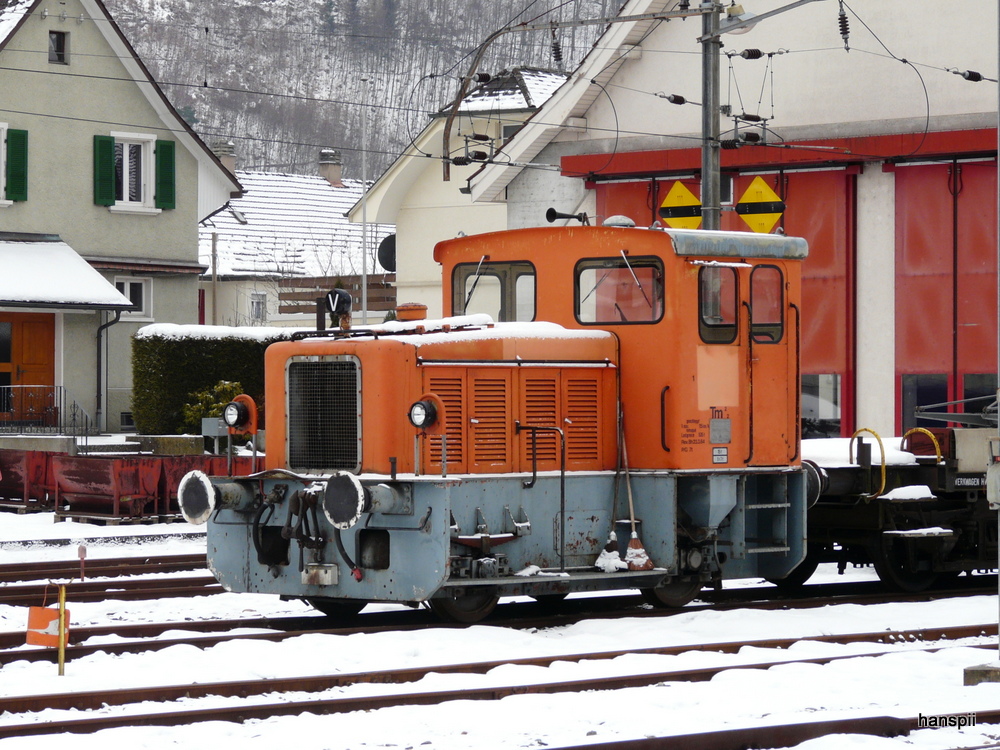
[287,358,360,471]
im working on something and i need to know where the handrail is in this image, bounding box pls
[901,427,943,464]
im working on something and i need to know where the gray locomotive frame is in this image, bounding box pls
[181,456,807,606]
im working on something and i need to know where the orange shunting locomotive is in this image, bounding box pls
[180,222,809,621]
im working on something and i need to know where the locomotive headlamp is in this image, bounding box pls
[223,401,249,428]
[408,399,438,429]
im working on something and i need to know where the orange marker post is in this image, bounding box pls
[26,583,70,675]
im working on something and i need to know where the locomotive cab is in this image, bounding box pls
[180,224,811,622]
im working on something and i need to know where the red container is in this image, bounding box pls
[0,449,64,507]
[52,455,163,518]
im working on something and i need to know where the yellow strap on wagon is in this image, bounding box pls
[850,428,886,501]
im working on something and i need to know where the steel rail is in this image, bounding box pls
[0,574,221,607]
[0,553,207,583]
[0,623,994,715]
[1,583,996,665]
[0,640,995,739]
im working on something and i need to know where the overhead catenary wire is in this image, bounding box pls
[2,4,992,177]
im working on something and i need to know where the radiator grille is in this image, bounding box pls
[429,375,464,466]
[522,377,559,464]
[472,376,509,465]
[287,359,360,471]
[565,377,600,461]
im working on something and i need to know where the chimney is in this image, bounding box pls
[211,140,237,174]
[319,148,344,187]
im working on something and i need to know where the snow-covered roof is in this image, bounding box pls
[0,234,134,310]
[199,171,394,279]
[0,0,32,42]
[459,68,570,113]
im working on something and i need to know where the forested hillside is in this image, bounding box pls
[104,0,620,178]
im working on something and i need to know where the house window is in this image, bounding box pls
[0,124,28,204]
[115,277,152,318]
[116,141,145,203]
[249,292,267,324]
[93,134,175,212]
[48,31,68,64]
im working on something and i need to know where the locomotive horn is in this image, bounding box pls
[545,207,590,225]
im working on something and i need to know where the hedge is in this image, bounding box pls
[131,324,297,435]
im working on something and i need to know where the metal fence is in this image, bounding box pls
[0,386,93,436]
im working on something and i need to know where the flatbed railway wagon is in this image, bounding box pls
[179,223,811,621]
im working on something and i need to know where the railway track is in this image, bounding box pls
[0,552,218,607]
[0,553,207,583]
[2,582,996,666]
[0,624,994,739]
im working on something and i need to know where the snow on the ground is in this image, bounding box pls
[0,513,999,749]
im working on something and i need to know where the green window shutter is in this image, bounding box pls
[93,134,115,206]
[154,139,176,209]
[5,129,27,202]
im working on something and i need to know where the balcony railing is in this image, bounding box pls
[0,386,94,436]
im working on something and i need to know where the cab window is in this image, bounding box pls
[750,265,783,343]
[699,266,738,343]
[575,256,663,324]
[452,261,535,321]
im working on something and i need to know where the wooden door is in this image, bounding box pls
[0,314,56,424]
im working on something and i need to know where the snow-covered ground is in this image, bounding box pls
[0,513,999,749]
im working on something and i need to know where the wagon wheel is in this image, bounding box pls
[869,535,938,593]
[306,597,366,619]
[640,577,703,608]
[765,551,820,593]
[429,588,500,623]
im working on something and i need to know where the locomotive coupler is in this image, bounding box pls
[283,484,327,572]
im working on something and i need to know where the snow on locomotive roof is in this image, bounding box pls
[666,228,808,260]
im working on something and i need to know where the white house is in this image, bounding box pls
[348,67,569,317]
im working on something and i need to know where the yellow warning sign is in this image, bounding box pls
[736,176,785,233]
[659,181,702,230]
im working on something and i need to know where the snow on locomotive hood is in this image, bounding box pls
[135,316,613,347]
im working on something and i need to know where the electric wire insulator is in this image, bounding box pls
[469,133,491,141]
[740,113,763,122]
[962,70,984,82]
[551,28,564,69]
[740,48,763,60]
[741,132,762,143]
[666,94,686,104]
[838,8,850,49]
[451,156,471,166]
[469,151,489,161]
[720,139,741,150]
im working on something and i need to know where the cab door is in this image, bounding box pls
[745,265,796,465]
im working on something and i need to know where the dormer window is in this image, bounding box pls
[48,31,68,64]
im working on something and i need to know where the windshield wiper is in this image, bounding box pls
[620,250,652,308]
[464,255,489,310]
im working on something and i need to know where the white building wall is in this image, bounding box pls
[564,2,996,155]
[854,165,897,436]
